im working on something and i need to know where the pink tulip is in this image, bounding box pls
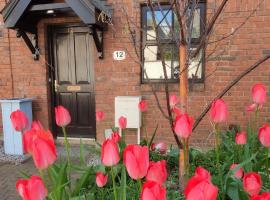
[169,94,178,108]
[258,125,270,148]
[146,160,167,185]
[243,172,262,196]
[16,176,47,200]
[246,103,257,112]
[250,192,270,200]
[210,99,228,123]
[230,164,244,179]
[24,129,57,170]
[118,116,127,129]
[96,172,108,188]
[252,83,266,105]
[154,142,167,154]
[55,106,71,127]
[123,145,149,180]
[174,113,194,139]
[140,181,166,200]
[101,139,120,166]
[184,167,218,200]
[10,110,29,132]
[235,131,247,145]
[138,100,148,112]
[110,131,121,143]
[96,111,105,122]
[31,120,43,131]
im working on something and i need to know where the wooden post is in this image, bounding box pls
[179,43,188,190]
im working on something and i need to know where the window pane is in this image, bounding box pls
[191,9,201,38]
[143,45,173,79]
[147,10,172,40]
[173,48,203,79]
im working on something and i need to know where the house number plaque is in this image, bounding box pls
[67,86,81,91]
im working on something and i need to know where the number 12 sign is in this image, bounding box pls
[113,51,126,61]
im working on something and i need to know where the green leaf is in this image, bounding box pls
[119,165,126,200]
[18,170,30,179]
[71,167,94,196]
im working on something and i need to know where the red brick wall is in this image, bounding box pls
[0,0,270,148]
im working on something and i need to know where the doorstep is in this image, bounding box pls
[56,137,97,146]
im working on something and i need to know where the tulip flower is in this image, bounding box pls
[235,131,247,145]
[10,110,29,132]
[252,83,266,105]
[246,103,257,112]
[24,129,57,170]
[123,145,149,180]
[110,131,121,143]
[174,113,194,139]
[169,94,178,108]
[31,120,43,131]
[140,181,166,200]
[258,125,270,148]
[138,100,148,112]
[118,116,127,129]
[16,176,48,200]
[230,164,244,179]
[146,160,167,185]
[210,99,228,123]
[101,139,120,166]
[184,167,218,200]
[154,142,167,154]
[243,172,262,196]
[250,192,270,200]
[96,111,105,122]
[96,172,108,188]
[55,105,71,127]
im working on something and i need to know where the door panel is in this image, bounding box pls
[52,26,96,138]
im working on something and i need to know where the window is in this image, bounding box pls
[141,3,206,82]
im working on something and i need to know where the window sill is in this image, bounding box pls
[140,82,205,92]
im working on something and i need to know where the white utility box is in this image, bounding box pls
[115,96,141,143]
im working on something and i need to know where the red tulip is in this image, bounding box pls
[230,164,244,179]
[154,142,167,154]
[150,143,156,151]
[140,181,166,200]
[250,192,270,200]
[243,172,262,196]
[172,106,181,116]
[235,131,247,145]
[169,94,178,108]
[258,125,270,148]
[96,111,105,122]
[10,110,29,132]
[138,100,148,112]
[146,160,167,185]
[101,139,120,166]
[210,99,228,123]
[252,83,266,105]
[123,145,149,180]
[55,106,71,127]
[96,172,108,188]
[174,113,194,139]
[246,103,257,112]
[110,131,121,143]
[31,120,43,131]
[16,176,47,200]
[184,167,218,200]
[118,116,127,129]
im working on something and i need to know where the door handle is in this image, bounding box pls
[54,80,59,92]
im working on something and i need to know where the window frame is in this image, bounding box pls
[140,3,206,84]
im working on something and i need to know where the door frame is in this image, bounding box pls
[47,23,96,139]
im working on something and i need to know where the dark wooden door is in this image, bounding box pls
[52,26,96,138]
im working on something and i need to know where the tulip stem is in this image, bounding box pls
[111,167,118,200]
[214,124,223,193]
[138,179,142,192]
[267,149,270,179]
[39,169,49,190]
[62,126,71,184]
[183,138,189,179]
